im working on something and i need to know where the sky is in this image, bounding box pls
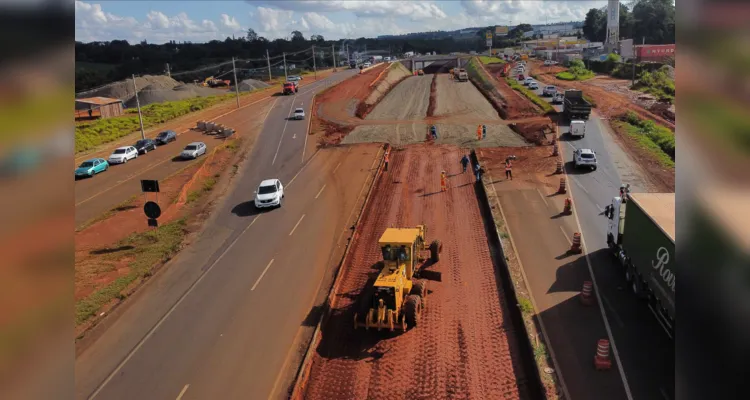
[75,0,608,44]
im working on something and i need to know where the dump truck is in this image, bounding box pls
[455,68,468,82]
[354,225,441,332]
[282,81,298,95]
[562,89,592,121]
[604,193,675,337]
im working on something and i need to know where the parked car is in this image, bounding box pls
[293,108,305,120]
[543,85,557,96]
[75,158,108,178]
[180,142,207,159]
[254,178,285,209]
[574,148,597,170]
[155,130,177,145]
[108,146,138,164]
[528,81,539,90]
[134,138,157,154]
[523,77,534,86]
[518,74,525,80]
[552,93,564,104]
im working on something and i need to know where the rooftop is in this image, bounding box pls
[75,97,122,106]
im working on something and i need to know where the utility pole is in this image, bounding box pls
[312,45,317,80]
[283,52,288,81]
[165,63,171,77]
[266,49,272,82]
[132,74,145,140]
[232,57,240,108]
[332,44,337,72]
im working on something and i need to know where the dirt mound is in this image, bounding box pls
[509,120,556,145]
[238,79,270,92]
[426,74,438,117]
[473,63,541,120]
[123,83,229,108]
[314,63,389,125]
[77,75,181,101]
[356,62,412,119]
[302,144,532,400]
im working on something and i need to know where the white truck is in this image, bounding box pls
[569,120,586,138]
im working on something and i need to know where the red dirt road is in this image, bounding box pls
[303,144,530,400]
[315,63,389,125]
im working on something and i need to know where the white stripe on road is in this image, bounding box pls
[251,259,275,291]
[536,188,549,207]
[175,384,189,400]
[600,293,626,328]
[289,214,305,236]
[333,162,342,174]
[314,184,326,199]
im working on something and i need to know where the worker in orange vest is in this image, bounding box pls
[505,159,513,180]
[477,125,482,140]
[440,170,447,192]
[384,150,390,171]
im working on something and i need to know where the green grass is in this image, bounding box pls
[518,297,534,315]
[556,70,595,81]
[632,66,674,103]
[478,56,506,65]
[75,218,188,325]
[616,112,675,168]
[505,77,555,114]
[186,175,218,204]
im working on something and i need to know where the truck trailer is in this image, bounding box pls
[563,89,592,121]
[604,193,675,337]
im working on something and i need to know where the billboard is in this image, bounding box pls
[495,26,509,36]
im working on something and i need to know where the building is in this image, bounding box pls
[74,97,124,120]
[635,44,675,62]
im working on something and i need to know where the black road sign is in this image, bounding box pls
[141,179,160,193]
[144,201,162,219]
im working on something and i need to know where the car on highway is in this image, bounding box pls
[293,107,305,120]
[543,85,557,96]
[573,148,597,170]
[523,77,534,86]
[528,81,539,90]
[134,138,157,154]
[108,146,138,164]
[254,179,285,209]
[363,62,371,68]
[288,75,302,82]
[517,74,525,80]
[75,158,108,179]
[570,120,586,138]
[552,93,564,104]
[180,142,207,159]
[155,130,177,145]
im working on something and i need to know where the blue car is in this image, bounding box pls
[75,158,108,179]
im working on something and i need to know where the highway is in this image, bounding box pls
[74,68,384,400]
[523,73,675,400]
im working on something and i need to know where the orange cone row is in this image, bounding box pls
[580,281,593,305]
[569,232,582,254]
[594,339,612,370]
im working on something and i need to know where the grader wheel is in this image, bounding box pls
[411,280,427,308]
[429,240,442,263]
[405,295,422,328]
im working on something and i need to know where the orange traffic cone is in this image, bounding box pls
[594,339,612,370]
[580,281,593,305]
[558,177,567,194]
[569,232,582,254]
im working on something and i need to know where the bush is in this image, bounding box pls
[633,66,675,103]
[621,111,675,160]
[556,71,576,80]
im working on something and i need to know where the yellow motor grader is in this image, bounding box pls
[354,225,441,332]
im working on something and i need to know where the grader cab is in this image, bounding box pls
[354,225,442,332]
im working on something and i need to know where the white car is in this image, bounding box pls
[523,77,534,86]
[574,148,597,170]
[254,179,285,208]
[108,146,138,164]
[543,85,557,96]
[363,62,371,68]
[528,81,539,90]
[180,142,207,159]
[552,93,564,104]
[293,108,305,120]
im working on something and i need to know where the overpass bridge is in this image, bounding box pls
[402,55,470,74]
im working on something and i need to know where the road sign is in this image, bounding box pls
[141,179,160,193]
[144,201,162,219]
[485,31,493,39]
[486,38,493,47]
[147,218,158,227]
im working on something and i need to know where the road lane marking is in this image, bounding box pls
[289,214,306,236]
[314,184,326,199]
[86,214,260,400]
[251,259,275,291]
[286,149,321,189]
[271,102,296,165]
[333,162,342,174]
[536,188,549,207]
[601,293,626,328]
[559,226,571,245]
[175,384,189,400]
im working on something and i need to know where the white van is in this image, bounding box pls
[569,120,586,138]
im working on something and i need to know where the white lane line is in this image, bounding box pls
[536,188,549,207]
[175,384,189,400]
[559,226,571,245]
[332,162,342,174]
[600,293,626,328]
[571,175,592,196]
[314,184,326,199]
[302,94,315,164]
[271,101,296,165]
[286,149,321,189]
[289,214,306,236]
[251,259,275,291]
[86,215,261,400]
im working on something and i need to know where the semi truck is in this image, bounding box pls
[563,89,592,121]
[604,193,675,337]
[370,55,383,63]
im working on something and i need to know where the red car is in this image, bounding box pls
[518,74,525,80]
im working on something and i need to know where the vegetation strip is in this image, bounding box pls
[505,77,555,114]
[616,111,675,168]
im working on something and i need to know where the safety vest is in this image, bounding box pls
[384,152,390,162]
[505,162,512,171]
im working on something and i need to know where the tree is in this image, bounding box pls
[310,34,325,42]
[632,0,675,44]
[582,8,606,42]
[246,28,258,41]
[291,30,305,42]
[619,4,634,40]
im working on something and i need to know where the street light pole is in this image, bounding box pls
[132,74,145,140]
[266,49,272,82]
[283,52,288,81]
[232,57,240,108]
[312,45,317,80]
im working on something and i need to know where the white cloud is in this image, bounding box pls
[220,14,243,32]
[253,1,447,21]
[460,0,604,24]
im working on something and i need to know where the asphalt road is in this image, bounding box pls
[518,72,675,400]
[74,69,383,400]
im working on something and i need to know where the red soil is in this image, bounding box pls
[302,144,530,400]
[315,64,388,126]
[482,63,541,120]
[426,73,438,117]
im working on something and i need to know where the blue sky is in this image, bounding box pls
[75,1,606,44]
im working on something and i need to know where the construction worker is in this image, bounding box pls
[474,162,482,182]
[431,125,438,140]
[505,158,513,180]
[476,125,482,141]
[384,150,390,171]
[482,124,487,139]
[460,154,470,173]
[440,170,447,192]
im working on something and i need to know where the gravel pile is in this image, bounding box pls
[123,84,229,108]
[238,79,270,92]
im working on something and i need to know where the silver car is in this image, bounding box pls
[180,142,207,159]
[543,85,557,97]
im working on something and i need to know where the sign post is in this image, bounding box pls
[141,179,161,227]
[486,31,493,55]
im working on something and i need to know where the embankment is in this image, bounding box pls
[355,62,412,118]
